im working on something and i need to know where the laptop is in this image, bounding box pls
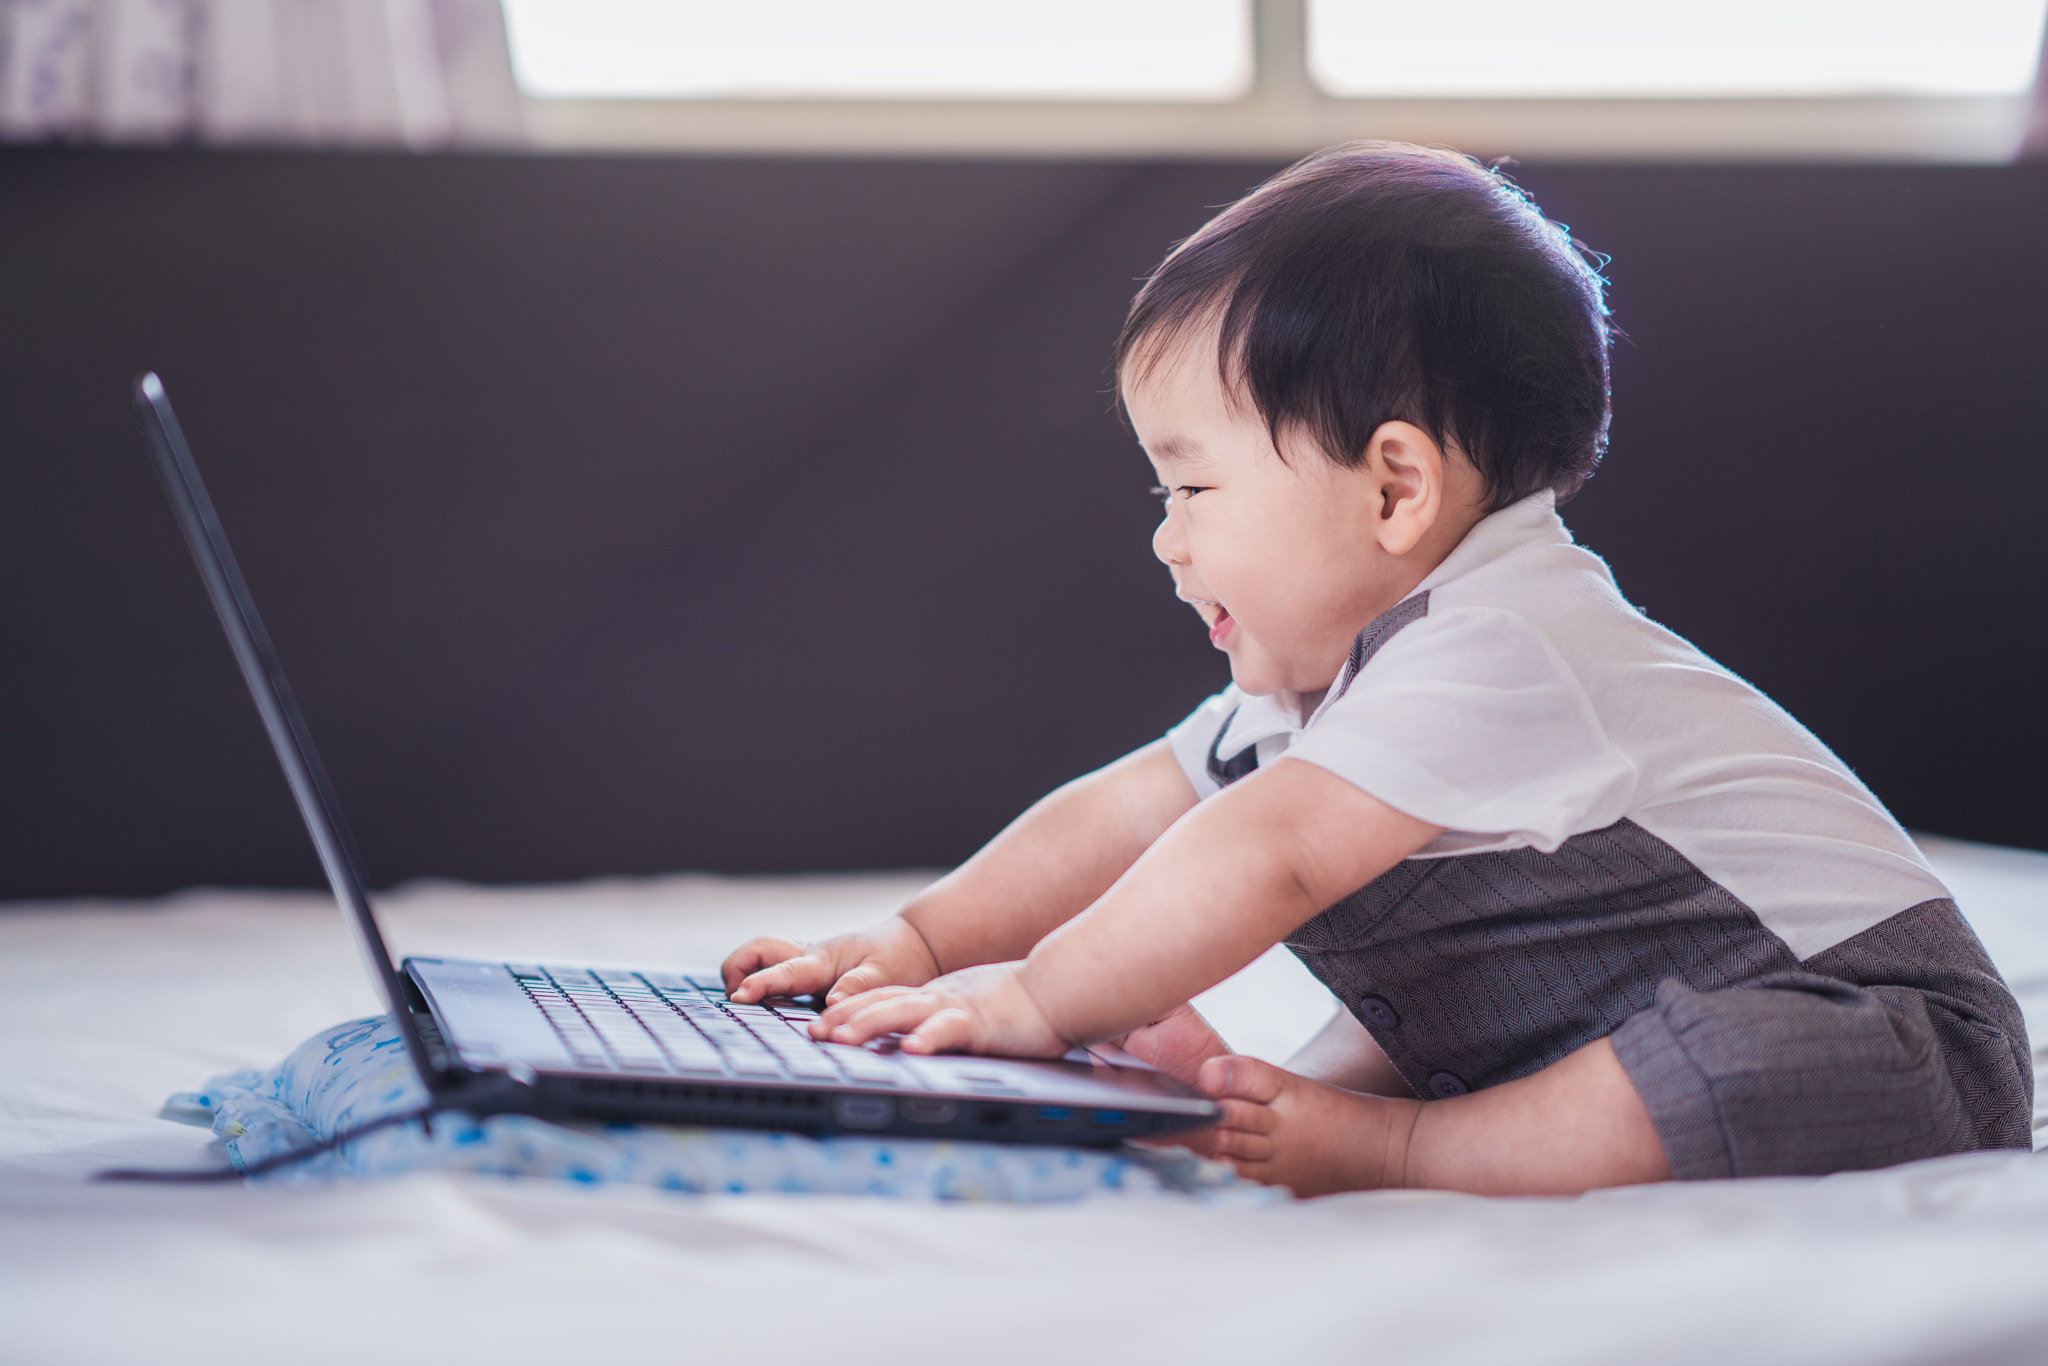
[133,372,1219,1147]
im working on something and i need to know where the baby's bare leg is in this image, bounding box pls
[1199,1036,1670,1197]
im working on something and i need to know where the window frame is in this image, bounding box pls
[515,0,2048,163]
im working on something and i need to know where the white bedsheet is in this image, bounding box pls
[3,839,2045,1366]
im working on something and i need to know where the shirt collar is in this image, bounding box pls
[1416,488,1570,593]
[1211,490,1570,762]
[1213,688,1302,762]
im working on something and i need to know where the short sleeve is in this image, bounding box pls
[1284,606,1637,851]
[1165,687,1241,799]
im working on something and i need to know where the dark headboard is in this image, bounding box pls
[3,148,2042,898]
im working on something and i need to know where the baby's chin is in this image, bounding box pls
[1225,656,1296,699]
[1227,653,1337,709]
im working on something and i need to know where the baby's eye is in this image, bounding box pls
[1148,485,1208,506]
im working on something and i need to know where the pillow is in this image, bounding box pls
[162,1014,1261,1202]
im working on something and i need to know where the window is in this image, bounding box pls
[503,0,1253,102]
[1307,0,2048,100]
[503,0,2047,161]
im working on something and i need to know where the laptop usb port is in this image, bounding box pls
[833,1095,893,1129]
[898,1099,959,1125]
[1090,1110,1127,1126]
[1035,1106,1073,1127]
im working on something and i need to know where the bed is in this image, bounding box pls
[4,835,2045,1366]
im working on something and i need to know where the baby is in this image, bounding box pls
[722,143,2032,1196]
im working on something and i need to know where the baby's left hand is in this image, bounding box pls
[810,961,1069,1058]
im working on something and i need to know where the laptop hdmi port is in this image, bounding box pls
[898,1099,959,1124]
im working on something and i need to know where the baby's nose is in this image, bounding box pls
[1152,512,1187,566]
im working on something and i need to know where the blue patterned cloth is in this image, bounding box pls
[163,1016,1266,1202]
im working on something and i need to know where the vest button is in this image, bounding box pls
[1426,1071,1470,1099]
[1356,995,1399,1029]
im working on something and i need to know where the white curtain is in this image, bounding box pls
[0,0,526,146]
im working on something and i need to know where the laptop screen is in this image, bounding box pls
[134,372,447,1095]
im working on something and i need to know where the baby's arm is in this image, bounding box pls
[723,739,1198,1004]
[814,758,1442,1053]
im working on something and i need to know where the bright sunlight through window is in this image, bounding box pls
[1307,0,2048,99]
[502,0,1253,102]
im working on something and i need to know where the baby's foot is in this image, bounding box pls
[1196,1054,1423,1197]
[1115,1002,1231,1088]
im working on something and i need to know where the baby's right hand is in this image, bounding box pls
[721,916,943,1006]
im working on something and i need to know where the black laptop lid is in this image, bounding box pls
[133,372,448,1095]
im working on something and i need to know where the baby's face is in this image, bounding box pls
[1123,334,1415,707]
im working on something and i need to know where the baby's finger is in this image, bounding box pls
[721,937,804,995]
[823,961,899,1006]
[734,951,837,1004]
[824,992,947,1045]
[900,1007,978,1056]
[811,983,913,1033]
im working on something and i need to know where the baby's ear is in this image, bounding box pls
[1361,421,1446,555]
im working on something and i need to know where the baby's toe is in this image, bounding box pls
[1212,1126,1276,1164]
[1214,1097,1278,1134]
[1198,1053,1291,1105]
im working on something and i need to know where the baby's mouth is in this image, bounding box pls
[1204,604,1234,645]
[1178,590,1233,645]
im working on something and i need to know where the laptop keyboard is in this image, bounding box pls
[506,964,912,1086]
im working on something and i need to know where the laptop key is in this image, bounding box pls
[814,1043,906,1084]
[655,1040,729,1064]
[668,1061,730,1077]
[836,1058,904,1084]
[647,1024,714,1044]
[780,1058,842,1081]
[663,1055,726,1075]
[699,1027,754,1046]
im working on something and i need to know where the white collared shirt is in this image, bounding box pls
[1165,491,1948,960]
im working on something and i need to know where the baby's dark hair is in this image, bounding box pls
[1116,142,1612,510]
